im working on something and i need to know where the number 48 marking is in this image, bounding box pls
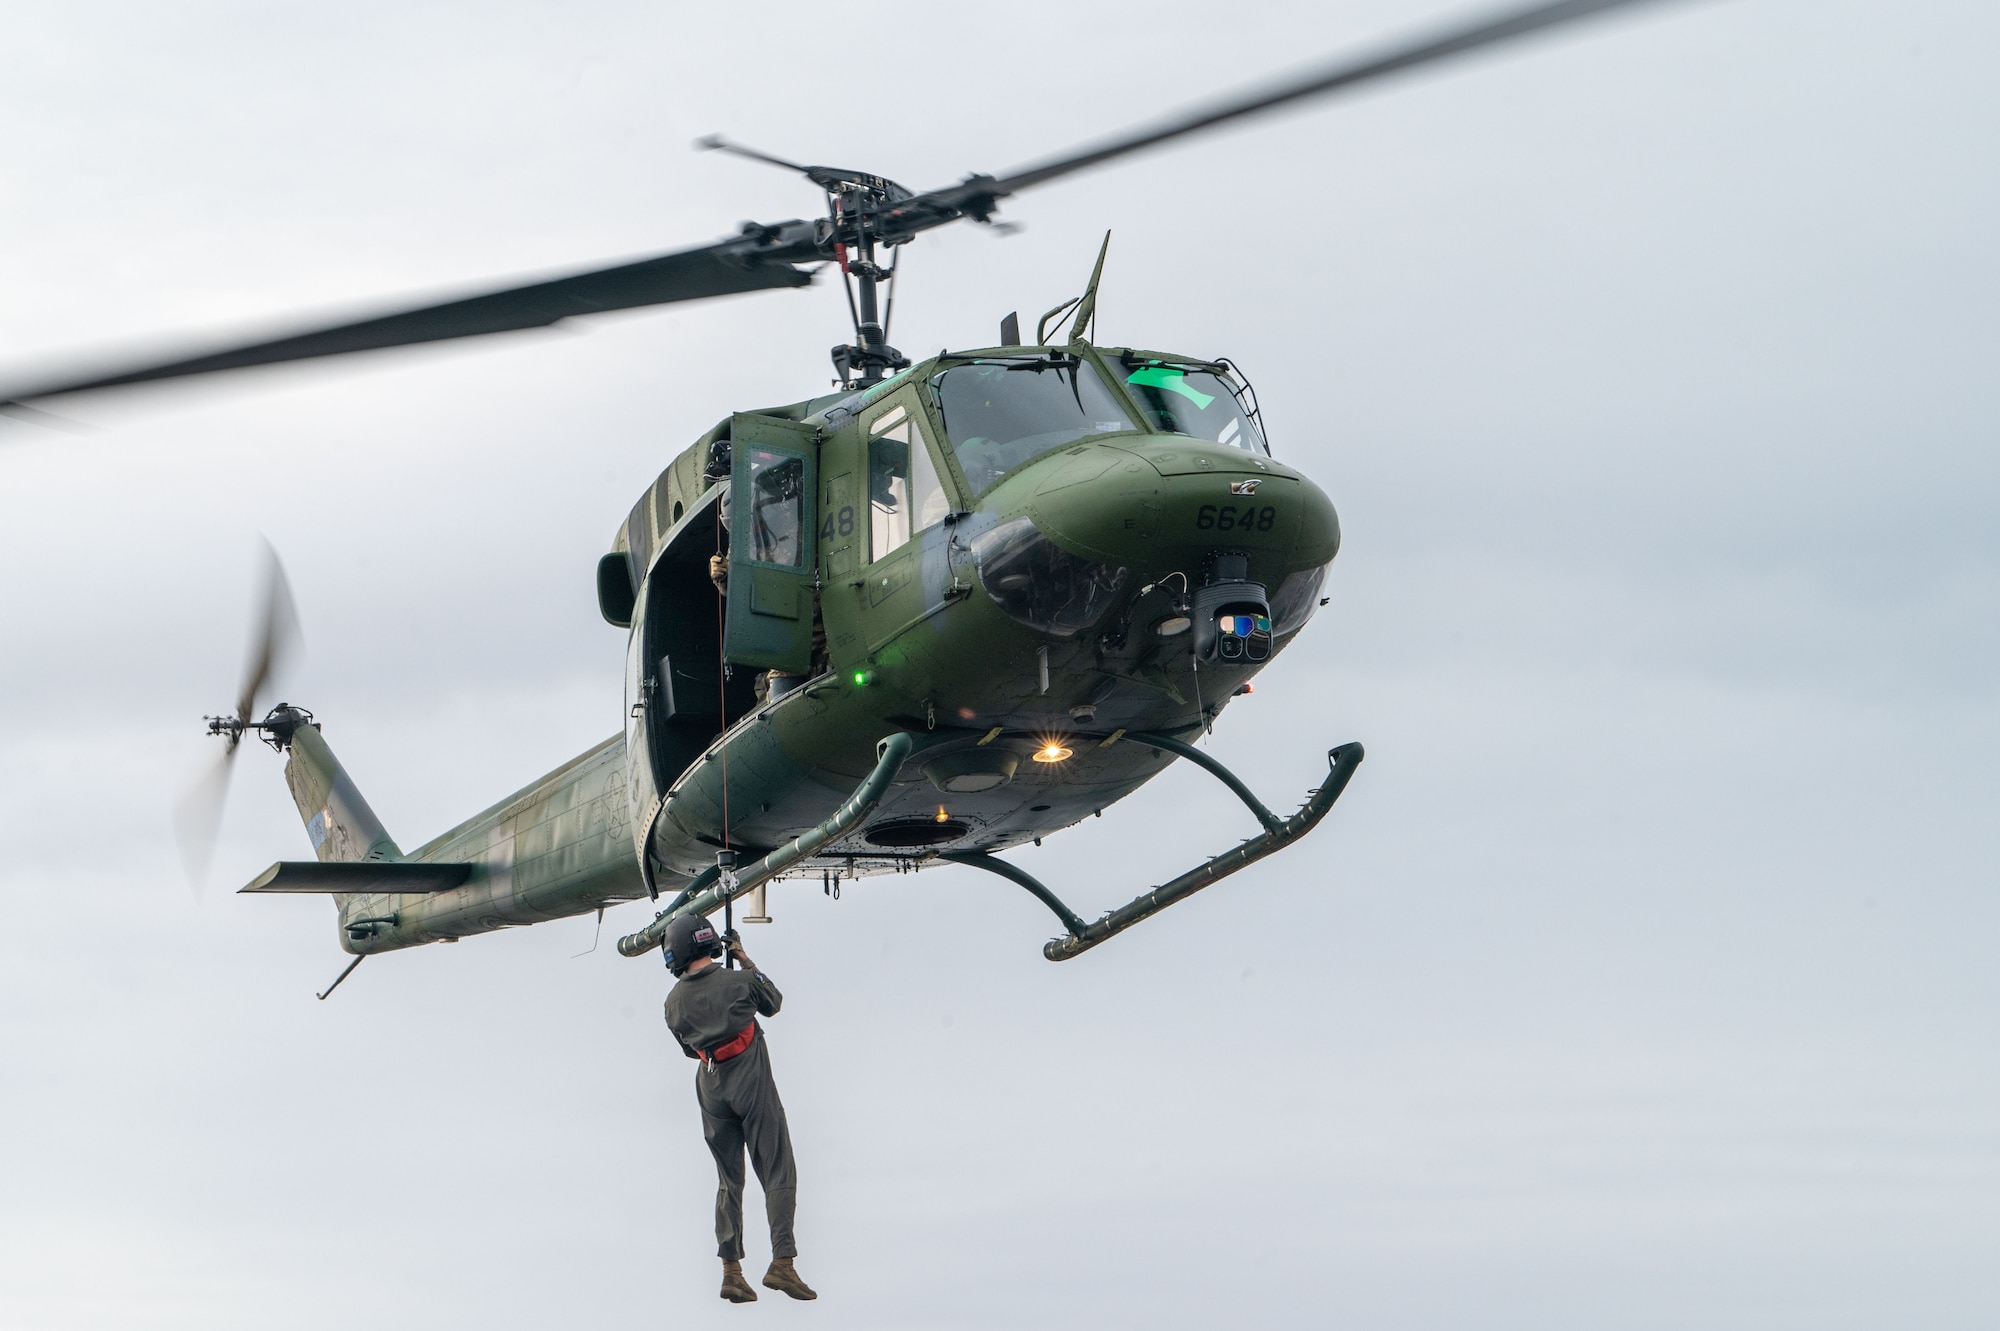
[818,505,857,541]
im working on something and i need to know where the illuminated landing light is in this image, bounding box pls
[935,805,951,823]
[1033,743,1073,764]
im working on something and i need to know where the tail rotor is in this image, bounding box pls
[173,539,304,893]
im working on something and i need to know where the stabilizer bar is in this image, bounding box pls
[950,741,1364,961]
[617,732,914,958]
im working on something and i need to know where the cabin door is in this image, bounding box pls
[725,414,818,675]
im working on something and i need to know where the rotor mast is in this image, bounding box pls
[692,138,918,388]
[823,174,910,388]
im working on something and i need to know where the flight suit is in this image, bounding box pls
[664,963,797,1262]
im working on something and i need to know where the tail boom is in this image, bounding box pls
[259,721,645,954]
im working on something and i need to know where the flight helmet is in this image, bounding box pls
[662,914,724,976]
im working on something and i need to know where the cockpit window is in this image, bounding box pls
[1114,362,1268,454]
[930,359,1135,496]
[868,403,949,562]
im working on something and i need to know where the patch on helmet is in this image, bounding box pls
[691,925,717,945]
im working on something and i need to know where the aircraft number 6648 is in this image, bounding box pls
[1195,504,1277,533]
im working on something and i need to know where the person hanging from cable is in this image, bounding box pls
[659,913,816,1303]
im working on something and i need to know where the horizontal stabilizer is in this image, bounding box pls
[238,861,473,895]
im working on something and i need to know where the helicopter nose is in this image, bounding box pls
[1023,435,1339,576]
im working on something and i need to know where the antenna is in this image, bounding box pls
[1067,232,1112,345]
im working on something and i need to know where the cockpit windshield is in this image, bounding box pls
[930,359,1135,496]
[1113,361,1268,454]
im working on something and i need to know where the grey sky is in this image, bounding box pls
[2,2,1996,1327]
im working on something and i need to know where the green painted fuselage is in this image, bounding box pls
[324,343,1339,953]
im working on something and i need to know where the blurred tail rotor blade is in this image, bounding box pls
[173,743,238,896]
[238,537,302,723]
[179,539,304,896]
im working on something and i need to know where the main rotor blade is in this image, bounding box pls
[0,0,1696,416]
[1,239,813,408]
[987,0,1691,197]
[238,538,301,723]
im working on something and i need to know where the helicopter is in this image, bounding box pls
[1,0,1687,998]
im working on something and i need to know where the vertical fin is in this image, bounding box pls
[282,724,402,863]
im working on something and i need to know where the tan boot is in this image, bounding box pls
[762,1256,818,1301]
[720,1259,758,1303]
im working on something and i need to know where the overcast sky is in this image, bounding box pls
[2,2,1996,1328]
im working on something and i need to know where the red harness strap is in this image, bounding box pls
[700,1021,758,1068]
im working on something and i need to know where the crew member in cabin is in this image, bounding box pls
[660,913,815,1303]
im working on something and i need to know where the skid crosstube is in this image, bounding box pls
[946,739,1364,961]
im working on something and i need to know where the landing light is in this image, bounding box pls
[1033,743,1073,764]
[935,805,951,823]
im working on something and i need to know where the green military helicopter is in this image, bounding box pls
[3,0,1681,997]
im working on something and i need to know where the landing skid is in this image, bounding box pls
[615,730,1363,964]
[947,737,1365,961]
